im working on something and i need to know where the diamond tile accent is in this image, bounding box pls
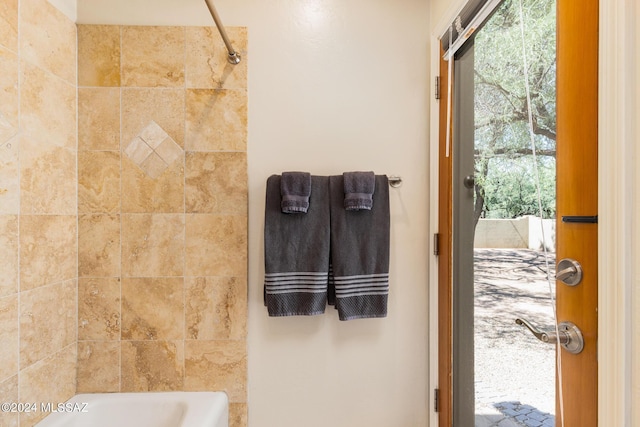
[124,121,183,179]
[139,153,167,180]
[155,138,182,165]
[124,136,153,164]
[138,121,168,149]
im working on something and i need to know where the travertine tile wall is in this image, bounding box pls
[76,25,248,427]
[0,0,78,426]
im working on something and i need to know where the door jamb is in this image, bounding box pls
[428,34,446,427]
[597,0,636,424]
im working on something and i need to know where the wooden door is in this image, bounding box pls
[437,1,599,425]
[554,0,598,425]
[437,41,453,427]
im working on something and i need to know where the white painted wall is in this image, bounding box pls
[78,1,431,426]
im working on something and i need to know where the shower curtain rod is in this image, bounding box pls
[203,0,241,65]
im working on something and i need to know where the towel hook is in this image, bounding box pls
[388,175,402,188]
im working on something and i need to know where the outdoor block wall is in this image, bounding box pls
[474,216,556,251]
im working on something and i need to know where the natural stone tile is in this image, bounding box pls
[20,137,76,215]
[20,280,76,368]
[20,344,76,426]
[0,49,19,214]
[122,277,184,341]
[0,375,18,427]
[0,47,19,146]
[78,151,120,213]
[138,120,168,149]
[184,340,247,402]
[77,341,120,393]
[20,60,76,150]
[121,214,185,277]
[122,88,185,149]
[121,26,185,87]
[78,24,121,87]
[185,214,247,277]
[121,341,184,392]
[155,137,183,166]
[70,24,250,409]
[78,87,120,150]
[185,152,247,214]
[185,89,247,151]
[185,277,247,340]
[186,26,247,90]
[0,137,19,214]
[19,0,76,84]
[20,60,76,216]
[20,215,77,291]
[78,278,121,341]
[0,0,18,52]
[124,136,153,165]
[139,152,169,180]
[0,295,18,382]
[121,154,184,213]
[0,215,18,297]
[124,121,183,181]
[230,403,248,427]
[78,214,121,277]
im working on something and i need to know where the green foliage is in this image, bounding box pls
[482,156,556,219]
[473,0,557,219]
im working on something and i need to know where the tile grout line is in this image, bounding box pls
[118,23,124,393]
[182,25,187,389]
[16,0,22,418]
[74,19,79,399]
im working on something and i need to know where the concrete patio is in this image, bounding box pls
[473,249,557,427]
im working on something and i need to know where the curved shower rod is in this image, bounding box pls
[203,0,241,65]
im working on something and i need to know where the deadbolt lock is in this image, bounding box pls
[555,258,583,286]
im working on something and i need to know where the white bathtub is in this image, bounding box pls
[34,392,228,427]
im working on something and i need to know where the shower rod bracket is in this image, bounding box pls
[227,51,241,65]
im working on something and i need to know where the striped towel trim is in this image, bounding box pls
[333,273,389,298]
[264,272,328,295]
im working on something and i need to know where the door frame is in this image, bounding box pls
[427,0,635,425]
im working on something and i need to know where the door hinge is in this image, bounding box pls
[434,388,440,412]
[435,76,441,100]
[433,233,440,256]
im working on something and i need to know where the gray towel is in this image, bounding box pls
[281,171,311,213]
[343,171,375,211]
[264,175,330,316]
[329,175,390,320]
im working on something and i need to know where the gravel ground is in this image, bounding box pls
[473,249,557,418]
